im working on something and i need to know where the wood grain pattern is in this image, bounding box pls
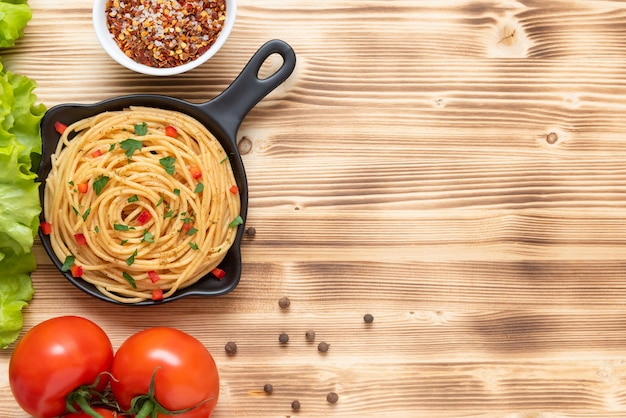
[4,0,626,416]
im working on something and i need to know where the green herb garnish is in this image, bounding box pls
[93,175,110,196]
[126,249,138,266]
[61,255,75,272]
[194,183,204,193]
[159,156,176,175]
[128,195,139,203]
[134,122,148,136]
[120,138,143,159]
[122,272,137,288]
[228,215,243,228]
[142,230,155,243]
[189,242,199,250]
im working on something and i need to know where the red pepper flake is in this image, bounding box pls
[137,210,152,225]
[189,165,202,179]
[165,125,178,137]
[40,221,52,235]
[77,183,89,194]
[211,267,226,280]
[105,0,227,69]
[91,149,103,158]
[54,121,67,135]
[148,270,160,283]
[69,264,83,278]
[152,288,164,301]
[74,233,87,246]
[229,185,238,194]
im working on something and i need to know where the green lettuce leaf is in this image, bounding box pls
[0,1,31,48]
[0,0,43,348]
[0,139,39,257]
[0,249,34,348]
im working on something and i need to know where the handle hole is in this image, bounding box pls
[257,53,285,80]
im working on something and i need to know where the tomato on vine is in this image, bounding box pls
[9,316,114,418]
[110,327,219,418]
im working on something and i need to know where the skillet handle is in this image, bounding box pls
[200,39,296,140]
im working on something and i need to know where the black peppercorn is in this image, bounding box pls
[305,329,315,342]
[326,392,339,403]
[245,226,256,236]
[224,341,237,355]
[318,341,329,352]
[278,296,291,309]
[263,383,273,394]
[364,313,374,323]
[291,400,301,410]
[279,332,289,344]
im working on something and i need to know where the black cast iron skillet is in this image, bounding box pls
[37,39,296,305]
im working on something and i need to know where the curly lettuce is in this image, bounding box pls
[0,0,31,48]
[0,0,44,348]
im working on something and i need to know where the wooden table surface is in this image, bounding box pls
[3,0,626,416]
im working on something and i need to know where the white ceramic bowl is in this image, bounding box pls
[93,0,236,76]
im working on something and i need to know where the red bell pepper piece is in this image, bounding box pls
[69,264,83,278]
[165,125,178,137]
[40,221,52,235]
[77,183,88,194]
[148,270,160,283]
[229,185,238,194]
[91,149,103,158]
[211,267,226,280]
[152,288,163,301]
[54,121,68,135]
[137,210,152,225]
[74,233,87,246]
[189,166,202,179]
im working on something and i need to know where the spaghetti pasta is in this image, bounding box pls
[44,106,241,303]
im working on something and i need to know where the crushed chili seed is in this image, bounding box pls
[105,0,227,68]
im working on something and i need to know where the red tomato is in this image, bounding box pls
[9,316,114,418]
[110,327,219,418]
[65,407,120,418]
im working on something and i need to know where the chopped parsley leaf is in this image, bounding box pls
[122,272,137,288]
[120,138,143,160]
[159,156,176,175]
[134,122,148,136]
[93,175,110,196]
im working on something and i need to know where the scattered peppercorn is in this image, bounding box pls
[224,341,237,355]
[279,333,289,344]
[305,330,316,342]
[278,296,291,309]
[291,400,301,411]
[364,313,374,323]
[105,0,227,68]
[318,342,330,352]
[326,392,339,404]
[263,383,273,394]
[245,226,256,236]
